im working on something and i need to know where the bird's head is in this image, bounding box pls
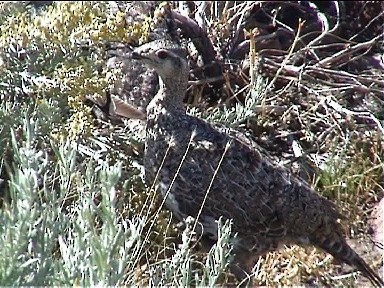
[131,40,188,82]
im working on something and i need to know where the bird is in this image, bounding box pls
[84,91,146,122]
[130,39,384,287]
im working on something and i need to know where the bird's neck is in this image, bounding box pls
[147,76,188,114]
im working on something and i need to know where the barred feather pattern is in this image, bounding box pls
[131,39,383,287]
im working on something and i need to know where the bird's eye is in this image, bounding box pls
[156,50,168,59]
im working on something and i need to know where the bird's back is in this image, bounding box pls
[145,110,342,244]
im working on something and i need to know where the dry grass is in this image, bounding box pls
[1,1,382,286]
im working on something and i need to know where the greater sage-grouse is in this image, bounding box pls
[131,39,383,286]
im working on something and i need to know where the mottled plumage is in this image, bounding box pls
[131,39,383,287]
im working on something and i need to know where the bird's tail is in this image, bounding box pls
[316,234,383,287]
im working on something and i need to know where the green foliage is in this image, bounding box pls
[188,74,267,128]
[0,117,143,285]
[148,217,234,286]
[314,132,383,224]
[0,2,151,138]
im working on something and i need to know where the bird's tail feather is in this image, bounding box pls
[317,236,383,287]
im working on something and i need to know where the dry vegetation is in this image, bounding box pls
[0,1,383,286]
